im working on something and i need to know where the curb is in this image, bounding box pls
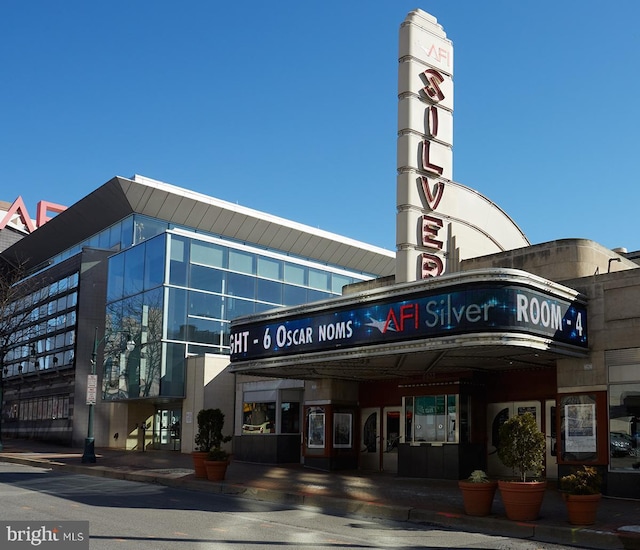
[0,454,632,550]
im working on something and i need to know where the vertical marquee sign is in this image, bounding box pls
[396,10,453,283]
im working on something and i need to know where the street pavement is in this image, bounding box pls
[1,439,639,549]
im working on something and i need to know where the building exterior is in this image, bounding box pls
[1,8,638,502]
[230,238,640,497]
[0,197,67,252]
[0,175,394,456]
[227,10,640,500]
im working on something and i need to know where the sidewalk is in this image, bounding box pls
[1,439,640,550]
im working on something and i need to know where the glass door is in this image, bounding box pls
[153,408,182,450]
[382,406,401,473]
[360,408,379,471]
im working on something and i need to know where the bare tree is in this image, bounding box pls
[0,260,42,449]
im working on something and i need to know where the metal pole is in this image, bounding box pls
[81,327,99,463]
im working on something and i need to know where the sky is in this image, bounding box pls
[2,1,639,253]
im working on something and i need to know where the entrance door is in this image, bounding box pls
[487,401,541,478]
[382,406,401,473]
[545,399,558,479]
[360,408,380,471]
[153,408,182,450]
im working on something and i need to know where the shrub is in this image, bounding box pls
[195,408,231,455]
[497,412,545,482]
[560,466,602,495]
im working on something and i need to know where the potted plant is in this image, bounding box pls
[458,470,498,516]
[496,411,547,521]
[192,409,213,478]
[560,465,602,525]
[199,408,232,481]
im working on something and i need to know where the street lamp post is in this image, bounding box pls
[81,327,134,464]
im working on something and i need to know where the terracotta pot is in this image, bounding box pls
[191,451,209,479]
[498,480,547,521]
[562,493,601,525]
[458,480,498,516]
[204,459,229,481]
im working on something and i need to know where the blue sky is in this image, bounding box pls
[2,1,639,253]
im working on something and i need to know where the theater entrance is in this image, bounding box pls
[360,406,401,473]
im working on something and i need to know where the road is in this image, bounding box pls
[0,462,580,549]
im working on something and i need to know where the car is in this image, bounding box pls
[610,431,635,457]
[242,421,274,434]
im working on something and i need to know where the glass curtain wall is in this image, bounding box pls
[4,272,79,376]
[103,234,166,400]
[104,227,372,402]
[167,232,364,357]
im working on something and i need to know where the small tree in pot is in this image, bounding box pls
[497,412,547,521]
[192,408,231,478]
[198,408,232,481]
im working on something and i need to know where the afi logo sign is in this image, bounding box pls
[0,196,66,233]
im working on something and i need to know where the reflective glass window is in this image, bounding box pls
[308,289,332,303]
[142,287,164,341]
[254,302,275,314]
[134,215,167,244]
[229,249,254,275]
[167,288,187,340]
[88,233,100,248]
[257,257,282,280]
[120,216,134,249]
[609,384,640,470]
[123,245,145,297]
[169,235,188,286]
[225,297,254,319]
[190,265,224,293]
[188,343,222,356]
[187,317,222,345]
[257,278,282,305]
[284,263,305,286]
[227,272,255,299]
[98,228,111,249]
[191,241,226,268]
[108,221,122,250]
[163,343,186,397]
[283,284,307,305]
[281,402,300,434]
[221,322,230,347]
[65,330,75,347]
[308,268,329,291]
[144,234,166,290]
[243,402,276,434]
[332,274,353,294]
[189,291,223,319]
[404,395,458,443]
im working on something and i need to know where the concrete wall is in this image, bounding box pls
[461,239,636,282]
[304,379,359,404]
[181,354,235,454]
[558,268,640,392]
[73,248,111,448]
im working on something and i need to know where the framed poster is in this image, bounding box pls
[308,409,325,448]
[565,402,596,454]
[333,413,352,448]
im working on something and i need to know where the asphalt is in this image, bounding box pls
[1,439,640,550]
